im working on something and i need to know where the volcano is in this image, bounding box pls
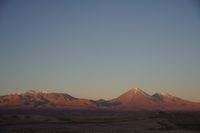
[111,88,155,104]
[110,88,159,110]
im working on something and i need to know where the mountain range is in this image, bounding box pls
[0,88,199,111]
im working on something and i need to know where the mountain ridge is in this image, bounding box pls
[0,88,199,111]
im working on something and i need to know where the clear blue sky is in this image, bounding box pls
[0,0,200,101]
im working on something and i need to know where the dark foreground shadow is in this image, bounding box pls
[0,109,200,133]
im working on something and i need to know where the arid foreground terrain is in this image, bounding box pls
[0,109,199,133]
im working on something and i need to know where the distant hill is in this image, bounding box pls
[0,88,200,111]
[0,90,96,109]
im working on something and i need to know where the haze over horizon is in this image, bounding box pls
[0,0,200,102]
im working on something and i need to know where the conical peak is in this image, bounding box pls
[112,87,153,104]
[121,87,150,97]
[129,87,144,94]
[131,87,140,91]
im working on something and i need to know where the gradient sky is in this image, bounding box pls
[0,0,200,101]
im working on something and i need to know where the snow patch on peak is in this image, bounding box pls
[40,90,49,93]
[26,90,37,93]
[134,88,140,92]
[159,92,173,97]
[152,92,174,99]
[129,87,142,93]
[130,87,139,91]
[128,87,149,96]
[26,90,49,94]
[15,92,22,95]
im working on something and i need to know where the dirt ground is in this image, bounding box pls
[0,109,199,133]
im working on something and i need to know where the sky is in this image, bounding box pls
[0,0,200,101]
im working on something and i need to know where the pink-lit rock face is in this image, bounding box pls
[111,88,153,104]
[0,88,200,111]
